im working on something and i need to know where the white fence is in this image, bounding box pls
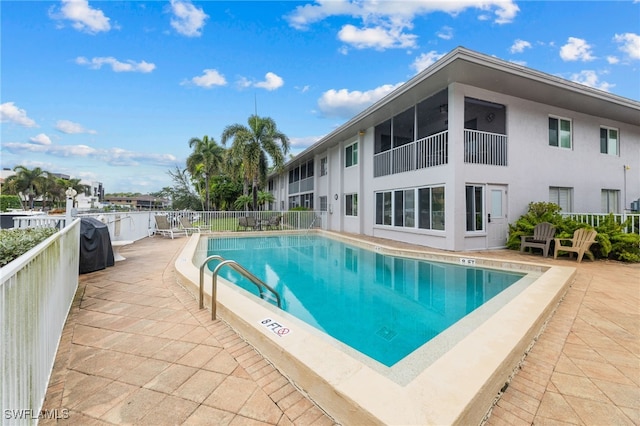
[464,129,508,166]
[1,219,80,425]
[374,131,449,177]
[561,212,640,235]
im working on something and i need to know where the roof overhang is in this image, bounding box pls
[283,47,640,169]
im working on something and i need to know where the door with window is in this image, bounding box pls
[487,185,508,248]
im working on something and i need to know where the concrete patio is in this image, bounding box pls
[41,235,639,425]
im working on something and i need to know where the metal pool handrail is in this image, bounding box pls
[199,255,282,320]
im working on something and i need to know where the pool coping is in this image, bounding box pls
[175,231,576,425]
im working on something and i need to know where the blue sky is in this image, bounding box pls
[2,0,639,194]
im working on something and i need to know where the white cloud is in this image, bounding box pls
[436,26,453,40]
[170,0,208,37]
[75,56,155,73]
[510,39,532,54]
[607,56,620,64]
[411,51,445,74]
[55,120,97,134]
[338,24,417,50]
[569,70,614,92]
[2,142,177,167]
[286,0,519,52]
[184,69,227,88]
[237,72,285,91]
[287,0,519,30]
[560,37,595,62]
[317,82,403,118]
[30,134,52,145]
[0,102,38,127]
[51,0,111,34]
[254,72,285,91]
[289,135,323,152]
[613,32,640,60]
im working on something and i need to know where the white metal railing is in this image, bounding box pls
[464,129,508,166]
[561,213,640,234]
[13,216,68,229]
[1,219,80,425]
[374,131,448,177]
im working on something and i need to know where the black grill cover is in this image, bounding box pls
[79,217,114,274]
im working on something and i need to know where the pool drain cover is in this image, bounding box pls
[376,326,397,341]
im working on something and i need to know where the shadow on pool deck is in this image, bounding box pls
[41,235,639,425]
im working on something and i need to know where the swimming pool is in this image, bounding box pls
[206,234,524,366]
[176,231,575,425]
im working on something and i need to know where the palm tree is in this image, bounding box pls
[186,135,225,211]
[4,166,47,210]
[257,190,275,211]
[221,115,289,210]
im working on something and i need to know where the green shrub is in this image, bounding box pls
[508,204,640,263]
[0,227,58,267]
[506,202,563,250]
[0,195,22,212]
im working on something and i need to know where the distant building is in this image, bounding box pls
[104,195,170,210]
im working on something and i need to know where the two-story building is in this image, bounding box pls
[269,47,640,251]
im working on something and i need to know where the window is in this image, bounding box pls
[549,187,573,212]
[345,142,358,167]
[601,189,619,213]
[320,157,328,176]
[549,117,572,149]
[345,193,358,216]
[418,186,445,230]
[600,127,619,156]
[319,196,327,211]
[466,185,484,231]
[392,189,415,227]
[375,192,392,225]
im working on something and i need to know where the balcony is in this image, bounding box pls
[464,129,508,166]
[374,131,448,177]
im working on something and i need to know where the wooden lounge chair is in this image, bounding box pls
[154,215,188,239]
[520,222,556,257]
[179,216,207,234]
[553,228,597,263]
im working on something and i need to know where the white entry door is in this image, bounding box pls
[487,185,508,248]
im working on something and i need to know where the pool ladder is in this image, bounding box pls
[199,255,282,320]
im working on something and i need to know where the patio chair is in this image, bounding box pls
[265,215,281,230]
[553,228,597,263]
[179,216,207,234]
[154,215,188,239]
[238,216,249,231]
[520,222,556,257]
[246,216,260,231]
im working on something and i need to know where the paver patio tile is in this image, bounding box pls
[204,375,257,412]
[564,394,635,425]
[535,391,582,423]
[238,388,283,424]
[137,394,199,425]
[100,387,166,424]
[182,405,235,426]
[143,363,197,394]
[176,343,221,368]
[550,372,610,403]
[150,339,197,363]
[173,369,226,403]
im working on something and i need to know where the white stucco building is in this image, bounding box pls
[269,47,640,251]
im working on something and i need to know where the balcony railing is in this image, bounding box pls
[464,129,508,166]
[374,131,448,177]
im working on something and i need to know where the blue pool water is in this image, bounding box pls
[207,235,524,366]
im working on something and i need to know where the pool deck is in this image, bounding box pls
[41,235,639,425]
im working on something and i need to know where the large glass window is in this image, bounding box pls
[393,107,415,148]
[375,192,392,225]
[375,119,392,154]
[466,185,484,231]
[345,142,358,167]
[320,157,328,176]
[549,117,572,149]
[345,193,358,216]
[549,187,573,212]
[600,127,619,156]
[601,189,619,213]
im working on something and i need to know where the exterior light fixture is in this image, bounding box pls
[65,187,77,199]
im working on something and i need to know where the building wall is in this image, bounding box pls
[274,82,639,252]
